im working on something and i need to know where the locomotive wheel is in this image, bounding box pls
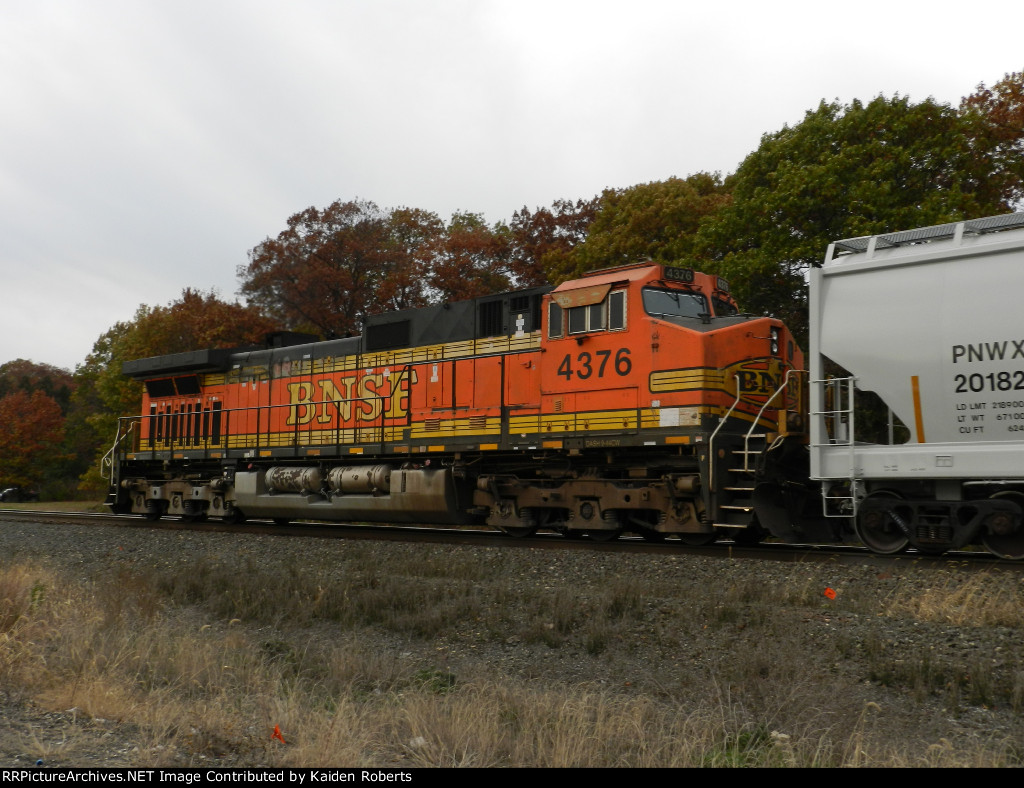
[730,526,766,545]
[501,526,538,538]
[679,532,718,546]
[856,490,909,555]
[982,491,1024,560]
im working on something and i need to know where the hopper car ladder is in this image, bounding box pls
[810,376,859,517]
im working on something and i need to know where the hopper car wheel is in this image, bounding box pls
[856,490,909,555]
[982,491,1024,560]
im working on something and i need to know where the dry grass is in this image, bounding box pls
[2,554,1023,768]
[880,567,1024,627]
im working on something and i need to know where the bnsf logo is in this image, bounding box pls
[729,358,789,401]
[736,369,781,395]
[286,370,418,425]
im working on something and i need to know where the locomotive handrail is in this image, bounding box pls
[134,390,399,458]
[707,374,743,493]
[740,367,805,473]
[101,417,138,485]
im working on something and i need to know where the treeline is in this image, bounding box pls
[2,73,1022,499]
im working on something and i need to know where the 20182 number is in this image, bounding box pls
[557,348,632,380]
[954,371,1024,393]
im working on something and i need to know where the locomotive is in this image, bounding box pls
[104,210,1024,559]
[105,262,809,545]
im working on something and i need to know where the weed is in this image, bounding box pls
[412,668,457,695]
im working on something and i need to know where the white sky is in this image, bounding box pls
[1,0,1019,371]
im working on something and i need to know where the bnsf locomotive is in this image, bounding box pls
[105,262,809,545]
[105,211,1024,559]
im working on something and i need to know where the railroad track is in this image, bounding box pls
[1,507,1017,571]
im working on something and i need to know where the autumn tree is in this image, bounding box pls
[694,88,1024,337]
[0,359,74,414]
[240,200,447,338]
[0,389,66,491]
[959,70,1024,209]
[508,197,599,287]
[425,212,514,302]
[0,361,78,495]
[73,290,279,495]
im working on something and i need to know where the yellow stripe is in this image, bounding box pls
[911,375,926,443]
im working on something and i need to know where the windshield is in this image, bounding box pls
[642,287,709,319]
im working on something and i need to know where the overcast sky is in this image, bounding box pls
[1,0,1019,371]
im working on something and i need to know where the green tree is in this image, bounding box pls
[549,174,730,283]
[694,89,1024,337]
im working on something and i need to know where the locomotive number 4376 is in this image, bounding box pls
[556,348,632,380]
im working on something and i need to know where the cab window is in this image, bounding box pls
[642,287,708,319]
[713,297,738,316]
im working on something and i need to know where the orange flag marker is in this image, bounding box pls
[824,587,836,600]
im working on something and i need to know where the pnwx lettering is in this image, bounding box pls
[952,339,1024,363]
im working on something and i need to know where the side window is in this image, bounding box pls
[548,301,564,339]
[566,291,626,334]
[569,303,606,334]
[568,305,589,334]
[609,290,626,330]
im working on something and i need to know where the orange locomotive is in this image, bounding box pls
[106,262,814,543]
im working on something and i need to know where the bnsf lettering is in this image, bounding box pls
[287,371,416,425]
[952,339,1024,363]
[737,370,780,394]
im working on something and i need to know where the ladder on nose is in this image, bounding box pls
[709,370,801,529]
